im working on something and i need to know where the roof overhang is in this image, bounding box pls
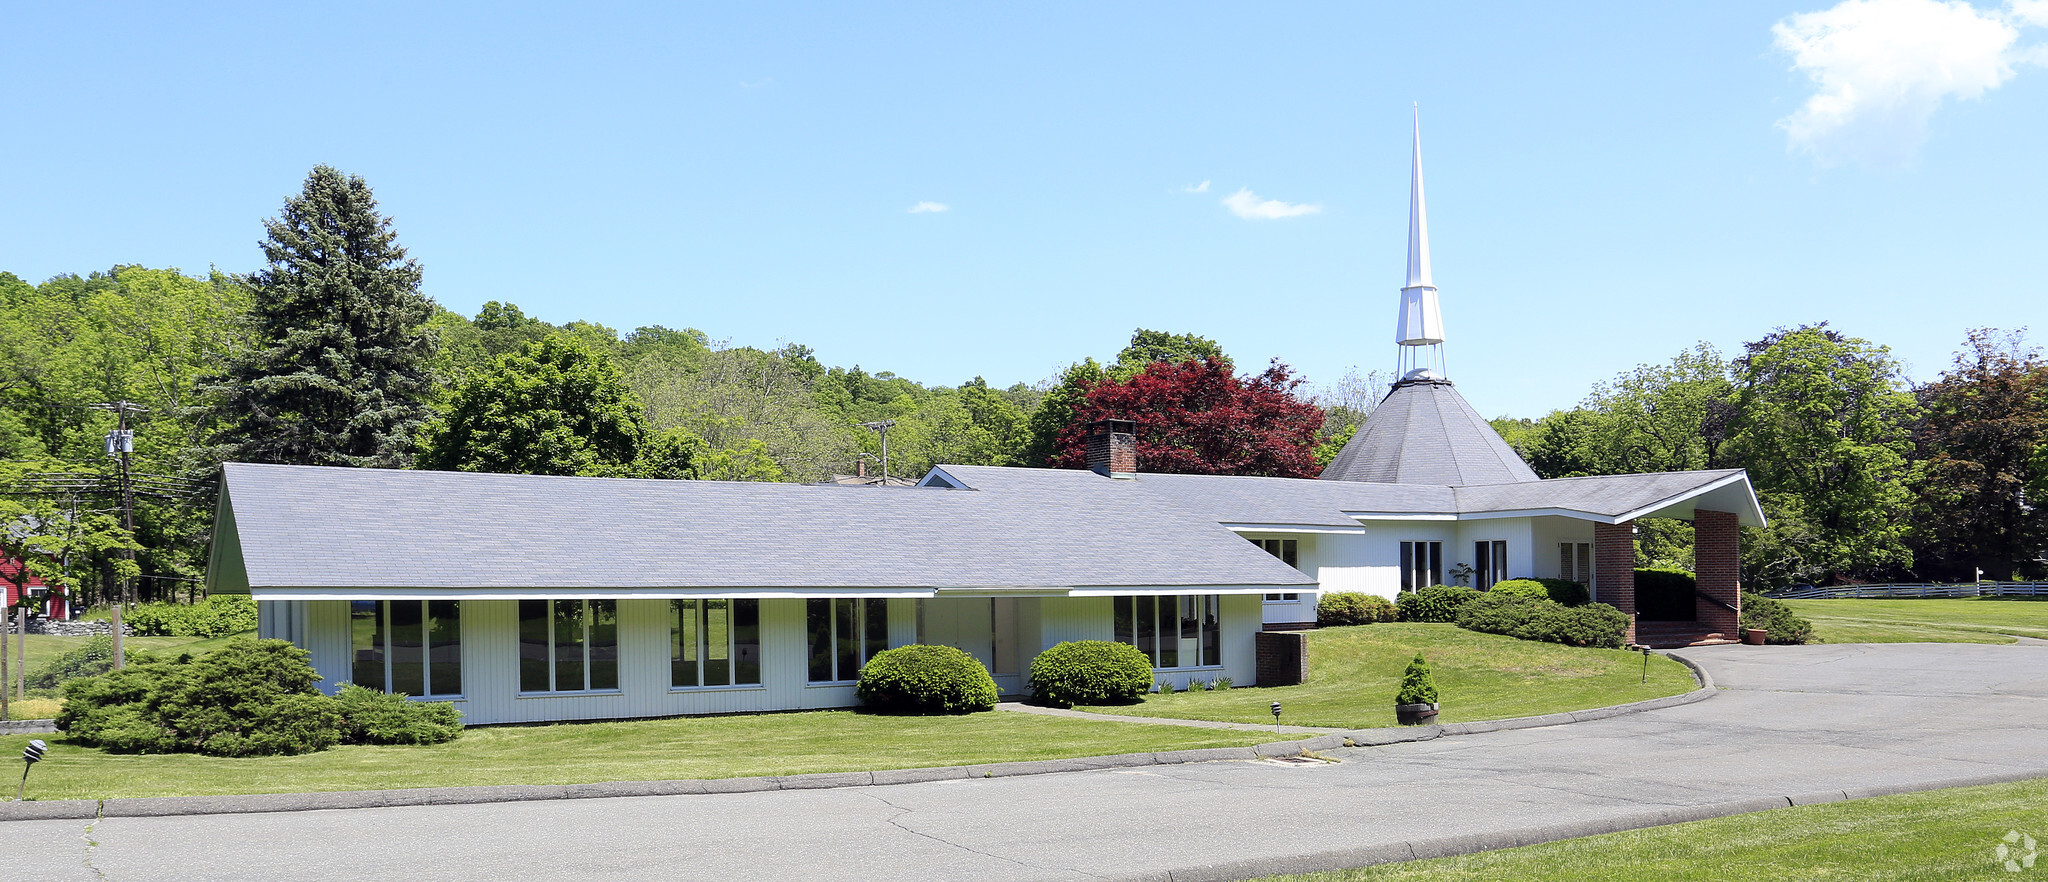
[1612,472,1767,527]
[247,583,1305,601]
[1221,523,1369,535]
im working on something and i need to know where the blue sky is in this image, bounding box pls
[4,2,2043,418]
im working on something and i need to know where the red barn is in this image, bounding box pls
[1,557,66,620]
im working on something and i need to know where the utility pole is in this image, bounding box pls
[858,421,897,484]
[94,400,145,670]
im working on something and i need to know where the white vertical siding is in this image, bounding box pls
[1034,596,1113,649]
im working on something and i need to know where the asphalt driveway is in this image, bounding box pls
[11,642,2047,881]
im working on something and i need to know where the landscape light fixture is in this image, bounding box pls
[1641,645,1653,684]
[1271,701,1282,735]
[19,738,45,800]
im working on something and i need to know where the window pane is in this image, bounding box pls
[733,599,760,685]
[1281,540,1298,568]
[673,600,699,688]
[428,600,460,697]
[588,600,618,691]
[863,598,889,667]
[833,598,857,681]
[807,599,832,682]
[554,600,585,692]
[389,599,425,696]
[1156,596,1178,668]
[704,599,730,687]
[1180,595,1198,640]
[519,599,550,692]
[1114,596,1133,644]
[351,600,384,691]
[1400,542,1414,591]
[1135,595,1156,664]
[1200,595,1219,667]
[1428,542,1443,586]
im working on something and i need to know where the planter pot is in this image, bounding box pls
[1744,628,1769,645]
[1395,702,1439,726]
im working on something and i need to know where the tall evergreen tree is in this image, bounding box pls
[205,166,437,468]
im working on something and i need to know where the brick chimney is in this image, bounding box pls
[1085,419,1137,478]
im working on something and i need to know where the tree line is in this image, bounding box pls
[3,165,2043,610]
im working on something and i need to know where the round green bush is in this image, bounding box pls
[1397,584,1481,623]
[1488,579,1553,602]
[855,644,999,714]
[1317,592,1398,626]
[1739,592,1815,644]
[1027,640,1153,709]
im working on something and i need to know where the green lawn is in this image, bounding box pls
[12,631,255,678]
[0,710,1273,801]
[1078,624,1697,729]
[1264,776,2048,881]
[1783,597,2048,645]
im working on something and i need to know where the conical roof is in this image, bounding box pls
[1320,376,1538,486]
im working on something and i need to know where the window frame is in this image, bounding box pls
[1474,540,1508,589]
[1399,540,1444,591]
[350,599,463,699]
[1251,537,1302,602]
[671,598,764,691]
[517,598,621,696]
[1113,594,1222,670]
[806,597,889,684]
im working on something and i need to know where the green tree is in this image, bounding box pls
[1019,358,1106,467]
[1724,325,1918,585]
[1112,328,1229,377]
[1912,329,2048,580]
[204,166,439,468]
[417,334,646,477]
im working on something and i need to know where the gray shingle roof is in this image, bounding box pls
[219,462,1314,591]
[1319,377,1539,486]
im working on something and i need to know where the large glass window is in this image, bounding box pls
[807,598,888,683]
[1251,537,1302,601]
[351,600,462,697]
[1558,542,1592,584]
[1400,541,1443,591]
[518,599,618,693]
[1475,540,1508,589]
[1113,595,1220,669]
[673,599,761,688]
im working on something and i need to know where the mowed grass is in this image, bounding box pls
[1263,776,2048,881]
[0,710,1274,801]
[11,631,254,679]
[1783,597,2048,645]
[1077,624,1696,729]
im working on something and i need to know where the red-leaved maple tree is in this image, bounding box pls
[1052,357,1324,478]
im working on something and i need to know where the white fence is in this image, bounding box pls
[1769,582,2048,600]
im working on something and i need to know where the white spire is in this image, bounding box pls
[1405,103,1433,290]
[1395,104,1445,359]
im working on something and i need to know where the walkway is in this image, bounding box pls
[12,642,2048,881]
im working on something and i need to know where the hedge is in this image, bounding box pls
[1317,592,1399,626]
[855,644,1000,714]
[1454,593,1630,649]
[1485,578,1591,607]
[1635,568,1697,621]
[58,637,462,756]
[1397,585,1480,623]
[123,595,259,638]
[1027,640,1153,708]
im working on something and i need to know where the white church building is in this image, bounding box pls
[207,117,1762,725]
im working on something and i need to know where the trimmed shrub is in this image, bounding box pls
[855,644,999,714]
[1397,584,1480,623]
[1395,654,1437,705]
[1739,592,1815,645]
[123,595,258,638]
[58,637,463,756]
[333,683,465,744]
[1455,593,1630,649]
[1317,592,1399,626]
[1488,579,1592,608]
[1488,580,1551,602]
[1027,640,1153,709]
[25,636,139,691]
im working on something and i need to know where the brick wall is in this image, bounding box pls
[1085,419,1137,476]
[1694,509,1742,637]
[1595,520,1637,645]
[1255,630,1308,686]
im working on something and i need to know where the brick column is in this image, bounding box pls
[1595,521,1637,645]
[1694,509,1742,638]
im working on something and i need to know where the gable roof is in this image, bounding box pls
[213,462,1313,595]
[1319,377,1539,486]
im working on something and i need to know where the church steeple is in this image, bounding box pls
[1395,104,1445,378]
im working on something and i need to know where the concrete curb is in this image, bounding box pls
[0,651,1719,824]
[1131,766,2048,882]
[0,719,58,735]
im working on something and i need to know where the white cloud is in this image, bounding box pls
[1773,0,2042,167]
[907,201,949,214]
[1221,188,1321,220]
[1182,180,1210,193]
